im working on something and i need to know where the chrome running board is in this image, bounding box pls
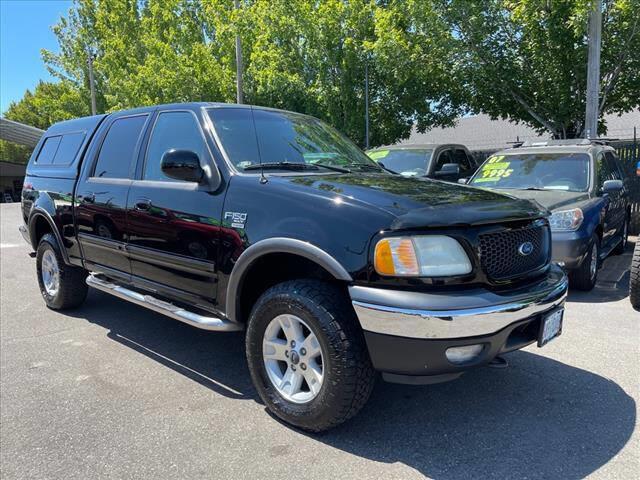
[86,274,243,332]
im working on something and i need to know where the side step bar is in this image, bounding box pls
[86,274,243,332]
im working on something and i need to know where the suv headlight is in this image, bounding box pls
[374,236,472,277]
[549,208,583,231]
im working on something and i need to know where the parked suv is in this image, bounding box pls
[366,143,477,182]
[20,103,567,431]
[466,140,631,290]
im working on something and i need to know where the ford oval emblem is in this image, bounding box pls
[518,241,534,256]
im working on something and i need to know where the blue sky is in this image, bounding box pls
[1,0,71,113]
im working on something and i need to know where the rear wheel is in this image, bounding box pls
[570,235,600,291]
[630,242,640,310]
[246,280,375,432]
[36,233,88,310]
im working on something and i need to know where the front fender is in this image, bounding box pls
[225,237,353,323]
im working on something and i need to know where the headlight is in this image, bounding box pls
[549,208,583,231]
[374,236,472,277]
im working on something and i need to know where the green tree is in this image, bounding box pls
[436,0,640,138]
[33,0,464,147]
[3,80,90,130]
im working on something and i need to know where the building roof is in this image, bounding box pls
[0,118,45,148]
[400,110,640,151]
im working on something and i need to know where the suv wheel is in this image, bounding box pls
[630,242,640,310]
[36,233,88,310]
[569,235,600,291]
[613,218,629,255]
[246,280,375,432]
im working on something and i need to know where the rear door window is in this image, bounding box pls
[36,136,62,165]
[92,115,148,179]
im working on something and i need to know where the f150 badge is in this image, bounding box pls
[225,211,247,229]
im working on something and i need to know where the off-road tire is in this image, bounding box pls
[36,233,88,310]
[246,280,375,432]
[570,234,600,291]
[630,241,640,310]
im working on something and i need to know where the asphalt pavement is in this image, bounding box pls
[1,203,638,479]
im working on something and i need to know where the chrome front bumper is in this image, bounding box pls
[350,265,568,340]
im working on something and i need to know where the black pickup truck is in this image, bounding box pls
[20,103,568,432]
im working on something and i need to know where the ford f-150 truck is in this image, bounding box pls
[20,103,568,432]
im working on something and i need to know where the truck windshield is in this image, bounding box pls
[469,152,590,192]
[367,149,432,176]
[208,108,383,173]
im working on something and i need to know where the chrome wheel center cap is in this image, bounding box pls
[290,351,300,365]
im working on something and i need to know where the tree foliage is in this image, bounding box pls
[436,0,640,137]
[3,0,639,145]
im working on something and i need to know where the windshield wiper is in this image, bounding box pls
[521,186,548,191]
[243,162,319,171]
[348,162,388,173]
[313,163,351,173]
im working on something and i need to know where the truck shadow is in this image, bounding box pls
[316,351,635,479]
[68,291,635,480]
[68,289,253,400]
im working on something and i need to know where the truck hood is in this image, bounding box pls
[284,173,548,230]
[493,189,591,211]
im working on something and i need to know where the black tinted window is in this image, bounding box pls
[36,136,61,165]
[53,132,85,165]
[93,115,147,178]
[605,152,622,180]
[144,111,208,181]
[596,153,614,190]
[435,150,453,170]
[453,149,472,171]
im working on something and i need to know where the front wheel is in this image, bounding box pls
[36,233,88,310]
[245,280,375,432]
[569,235,600,291]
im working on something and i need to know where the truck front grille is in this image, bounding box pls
[478,222,550,281]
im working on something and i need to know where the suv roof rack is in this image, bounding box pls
[519,138,618,148]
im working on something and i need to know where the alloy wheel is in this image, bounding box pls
[41,249,60,296]
[262,314,324,404]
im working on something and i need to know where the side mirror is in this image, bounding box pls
[434,163,460,177]
[458,178,468,185]
[161,149,204,183]
[601,179,623,194]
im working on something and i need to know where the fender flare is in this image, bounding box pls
[225,237,353,323]
[29,208,71,265]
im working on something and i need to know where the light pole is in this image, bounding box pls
[87,51,97,115]
[584,0,602,138]
[364,58,370,150]
[234,0,244,104]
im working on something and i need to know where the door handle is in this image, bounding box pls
[81,193,95,203]
[134,199,152,211]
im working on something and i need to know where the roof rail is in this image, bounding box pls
[520,138,618,148]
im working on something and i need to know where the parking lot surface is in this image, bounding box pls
[1,203,638,479]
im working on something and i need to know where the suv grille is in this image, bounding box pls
[478,222,550,280]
